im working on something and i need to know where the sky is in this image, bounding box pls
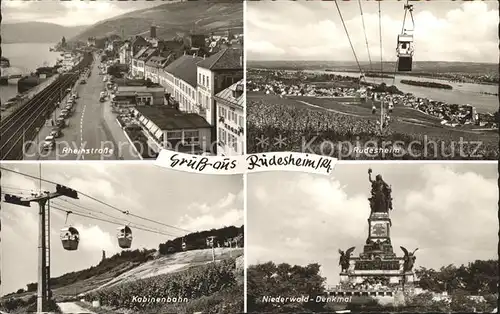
[1,0,166,27]
[247,163,498,287]
[0,162,243,295]
[247,1,499,63]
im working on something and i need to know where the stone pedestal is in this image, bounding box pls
[338,212,414,288]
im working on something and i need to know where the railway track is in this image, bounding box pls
[0,53,93,160]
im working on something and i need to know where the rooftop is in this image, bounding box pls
[136,106,211,130]
[146,56,168,67]
[215,79,244,108]
[138,48,157,61]
[197,47,242,71]
[133,47,149,59]
[163,54,203,88]
[117,85,164,93]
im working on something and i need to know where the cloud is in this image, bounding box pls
[179,191,244,231]
[246,1,499,62]
[247,164,497,286]
[1,1,161,26]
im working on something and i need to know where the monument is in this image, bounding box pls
[330,169,418,298]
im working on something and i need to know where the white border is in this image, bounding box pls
[243,0,248,312]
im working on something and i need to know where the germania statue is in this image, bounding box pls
[368,168,393,213]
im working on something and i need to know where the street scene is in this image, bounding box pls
[1,1,244,160]
[0,163,244,314]
[246,1,499,160]
[247,164,498,313]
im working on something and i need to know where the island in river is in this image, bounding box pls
[400,79,453,90]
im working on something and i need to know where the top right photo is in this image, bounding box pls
[246,0,499,160]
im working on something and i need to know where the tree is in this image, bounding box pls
[247,262,326,313]
[61,36,66,47]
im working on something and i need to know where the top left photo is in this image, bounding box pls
[1,0,244,160]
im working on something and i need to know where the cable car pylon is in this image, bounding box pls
[3,184,79,313]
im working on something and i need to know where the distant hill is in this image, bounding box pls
[1,22,87,44]
[248,60,499,75]
[71,1,243,42]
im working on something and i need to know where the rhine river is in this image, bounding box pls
[0,43,60,103]
[305,70,499,114]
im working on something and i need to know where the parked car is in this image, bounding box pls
[56,117,66,127]
[42,135,55,150]
[81,79,86,84]
[50,127,62,138]
[60,109,69,117]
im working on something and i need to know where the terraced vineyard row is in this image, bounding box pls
[84,259,238,311]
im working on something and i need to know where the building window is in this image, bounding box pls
[239,116,243,127]
[168,131,182,139]
[232,134,238,152]
[199,73,201,84]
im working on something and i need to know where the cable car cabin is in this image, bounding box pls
[396,34,414,72]
[117,226,133,249]
[60,227,80,251]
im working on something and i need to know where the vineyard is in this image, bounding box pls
[84,258,242,313]
[247,100,499,160]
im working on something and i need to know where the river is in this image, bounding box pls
[305,70,499,114]
[0,43,61,103]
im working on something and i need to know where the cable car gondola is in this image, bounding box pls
[396,2,415,72]
[60,226,80,251]
[396,33,414,72]
[117,225,132,249]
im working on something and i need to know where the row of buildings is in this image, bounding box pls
[93,26,244,156]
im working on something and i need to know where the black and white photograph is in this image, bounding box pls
[0,162,244,314]
[246,0,499,160]
[247,163,498,313]
[1,0,244,161]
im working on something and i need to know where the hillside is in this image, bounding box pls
[1,22,87,44]
[88,247,243,293]
[71,1,243,41]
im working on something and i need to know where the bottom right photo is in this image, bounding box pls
[247,163,498,313]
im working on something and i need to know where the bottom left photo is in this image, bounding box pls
[0,162,244,314]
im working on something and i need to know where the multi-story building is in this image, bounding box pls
[131,47,148,78]
[215,79,244,156]
[196,47,243,127]
[145,56,169,84]
[131,47,157,79]
[119,40,131,65]
[161,54,203,113]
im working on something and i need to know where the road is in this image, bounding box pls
[25,54,140,160]
[57,302,97,314]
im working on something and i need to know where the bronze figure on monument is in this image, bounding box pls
[368,168,393,213]
[400,247,419,272]
[338,247,355,272]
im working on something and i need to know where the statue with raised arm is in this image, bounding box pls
[368,168,393,213]
[400,246,418,272]
[339,247,355,272]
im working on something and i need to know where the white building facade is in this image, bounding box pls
[215,80,244,156]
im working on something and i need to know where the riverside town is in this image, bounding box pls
[0,1,244,161]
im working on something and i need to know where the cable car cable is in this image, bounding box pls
[334,0,365,83]
[51,199,182,237]
[51,205,177,237]
[378,0,383,79]
[0,167,192,234]
[357,0,373,73]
